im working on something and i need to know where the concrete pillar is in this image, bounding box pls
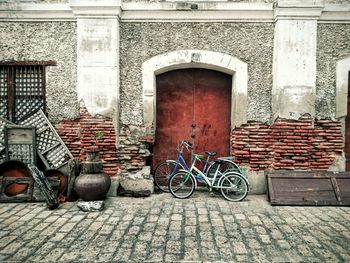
[70,0,121,119]
[272,0,323,120]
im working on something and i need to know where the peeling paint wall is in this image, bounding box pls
[0,22,78,123]
[120,0,275,2]
[120,22,274,125]
[273,19,318,120]
[316,24,350,119]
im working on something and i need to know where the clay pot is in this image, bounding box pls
[74,173,111,201]
[74,150,111,201]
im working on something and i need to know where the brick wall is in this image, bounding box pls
[56,108,118,175]
[117,125,151,176]
[232,115,343,171]
[56,110,343,175]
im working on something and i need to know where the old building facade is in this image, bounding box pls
[0,0,349,193]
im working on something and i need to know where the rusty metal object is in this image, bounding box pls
[28,164,59,210]
[0,160,31,196]
[0,161,60,203]
[44,169,67,195]
[74,151,111,201]
[154,68,231,168]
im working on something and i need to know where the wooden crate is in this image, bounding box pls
[266,171,350,206]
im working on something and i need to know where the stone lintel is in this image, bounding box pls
[70,0,121,18]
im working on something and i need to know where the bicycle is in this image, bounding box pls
[153,140,242,192]
[168,153,249,201]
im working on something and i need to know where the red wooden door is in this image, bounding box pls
[346,72,350,171]
[153,68,232,167]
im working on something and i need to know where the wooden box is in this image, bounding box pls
[266,170,350,206]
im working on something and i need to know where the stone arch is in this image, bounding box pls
[142,50,248,131]
[336,55,350,118]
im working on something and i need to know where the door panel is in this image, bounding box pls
[346,72,350,171]
[153,68,232,168]
[154,70,194,167]
[193,69,231,155]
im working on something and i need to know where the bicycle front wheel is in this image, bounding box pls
[220,172,248,202]
[153,161,184,192]
[169,171,195,199]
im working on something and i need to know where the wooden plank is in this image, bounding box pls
[0,61,56,66]
[330,177,341,202]
[336,178,350,204]
[5,126,35,144]
[266,171,350,206]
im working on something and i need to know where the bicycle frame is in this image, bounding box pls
[178,155,225,191]
[167,142,211,176]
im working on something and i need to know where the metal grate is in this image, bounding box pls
[0,64,46,124]
[0,67,7,119]
[19,110,73,169]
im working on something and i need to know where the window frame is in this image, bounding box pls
[0,61,56,123]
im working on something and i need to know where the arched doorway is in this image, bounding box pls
[153,68,232,167]
[141,50,248,167]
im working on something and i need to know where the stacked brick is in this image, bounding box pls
[117,125,151,176]
[232,115,343,171]
[56,107,118,175]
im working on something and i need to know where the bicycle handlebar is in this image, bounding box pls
[181,140,193,151]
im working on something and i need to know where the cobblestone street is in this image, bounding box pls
[0,191,349,263]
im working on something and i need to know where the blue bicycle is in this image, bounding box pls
[153,140,242,192]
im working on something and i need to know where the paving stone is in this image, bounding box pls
[113,248,131,261]
[10,246,33,260]
[58,222,77,233]
[232,241,248,254]
[0,236,16,249]
[151,235,166,247]
[58,251,79,262]
[0,193,348,262]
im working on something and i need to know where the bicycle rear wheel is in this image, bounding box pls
[220,172,248,202]
[153,161,184,192]
[169,171,195,199]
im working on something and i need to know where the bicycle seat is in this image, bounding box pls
[192,154,204,160]
[205,151,217,156]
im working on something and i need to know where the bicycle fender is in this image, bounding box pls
[164,160,185,169]
[178,169,198,189]
[218,171,250,187]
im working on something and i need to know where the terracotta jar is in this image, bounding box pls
[74,150,111,201]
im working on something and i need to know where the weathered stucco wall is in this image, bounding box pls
[18,0,349,3]
[0,22,78,123]
[121,0,274,2]
[120,22,274,126]
[316,24,350,119]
